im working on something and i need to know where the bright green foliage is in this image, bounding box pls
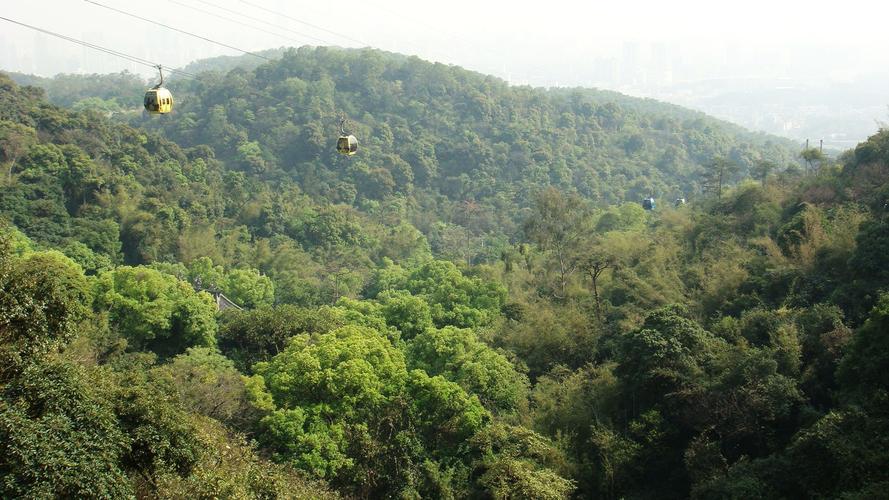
[224,268,275,308]
[406,369,490,456]
[249,324,491,496]
[408,326,529,413]
[403,260,507,328]
[182,257,275,307]
[250,325,410,477]
[236,140,267,173]
[61,240,114,274]
[331,297,393,336]
[187,256,225,289]
[377,289,433,339]
[255,325,408,418]
[2,225,33,255]
[367,259,506,329]
[95,266,217,357]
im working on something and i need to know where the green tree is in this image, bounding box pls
[225,267,275,308]
[0,362,133,499]
[95,266,217,358]
[752,159,777,186]
[523,188,593,299]
[217,305,345,372]
[249,324,490,496]
[158,347,258,428]
[0,243,90,377]
[469,423,575,499]
[837,292,889,402]
[404,260,507,329]
[408,326,529,413]
[377,289,433,340]
[800,146,826,173]
[701,157,739,199]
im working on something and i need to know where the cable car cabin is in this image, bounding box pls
[674,198,687,206]
[337,134,358,156]
[144,87,173,115]
[642,197,656,211]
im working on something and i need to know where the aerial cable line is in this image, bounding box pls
[238,0,369,46]
[0,16,197,79]
[82,0,273,61]
[188,0,331,45]
[165,0,322,46]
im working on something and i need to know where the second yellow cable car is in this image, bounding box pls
[337,117,358,156]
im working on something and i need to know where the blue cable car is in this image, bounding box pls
[642,197,655,210]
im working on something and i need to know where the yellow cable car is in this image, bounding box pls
[144,65,173,115]
[337,117,358,156]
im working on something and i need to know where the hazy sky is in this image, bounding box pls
[3,0,888,85]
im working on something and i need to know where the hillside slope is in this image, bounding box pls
[138,47,797,212]
[2,56,889,499]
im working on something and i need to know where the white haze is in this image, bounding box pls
[2,0,888,147]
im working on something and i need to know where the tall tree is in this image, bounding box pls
[523,188,593,299]
[701,157,739,199]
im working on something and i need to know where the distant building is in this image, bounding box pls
[190,276,243,311]
[214,292,243,311]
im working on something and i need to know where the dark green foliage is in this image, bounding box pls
[0,240,90,376]
[837,293,889,402]
[616,305,720,412]
[0,362,132,499]
[113,369,203,483]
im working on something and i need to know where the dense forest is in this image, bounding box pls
[1,46,888,499]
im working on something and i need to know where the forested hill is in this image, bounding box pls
[3,57,889,498]
[135,47,797,211]
[8,70,147,112]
